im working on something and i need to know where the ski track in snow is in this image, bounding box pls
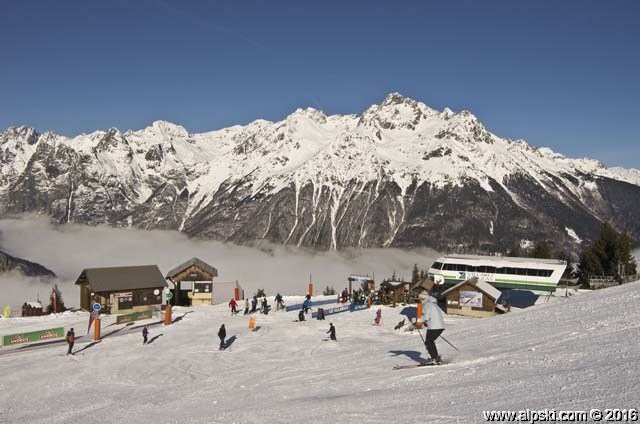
[1,284,640,423]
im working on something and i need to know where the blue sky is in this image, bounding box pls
[1,0,638,168]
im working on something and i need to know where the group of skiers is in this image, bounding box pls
[64,291,446,365]
[228,295,277,316]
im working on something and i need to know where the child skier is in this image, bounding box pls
[142,325,149,344]
[66,328,75,355]
[298,309,305,322]
[243,299,250,315]
[374,308,382,326]
[418,292,445,365]
[302,296,311,314]
[229,298,238,315]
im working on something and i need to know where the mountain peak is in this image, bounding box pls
[382,92,414,106]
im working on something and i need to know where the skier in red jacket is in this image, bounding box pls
[229,299,238,315]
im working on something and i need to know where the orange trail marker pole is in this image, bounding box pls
[94,318,101,341]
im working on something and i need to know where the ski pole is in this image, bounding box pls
[418,327,459,352]
[439,334,459,352]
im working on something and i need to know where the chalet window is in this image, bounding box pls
[194,282,211,293]
[133,289,162,306]
[118,295,133,310]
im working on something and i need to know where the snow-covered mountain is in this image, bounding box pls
[2,93,639,252]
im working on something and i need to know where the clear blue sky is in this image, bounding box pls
[1,0,638,168]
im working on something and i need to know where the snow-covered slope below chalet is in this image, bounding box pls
[1,93,639,251]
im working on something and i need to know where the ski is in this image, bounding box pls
[393,362,444,370]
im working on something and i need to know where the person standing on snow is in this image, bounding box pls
[418,292,445,365]
[327,323,336,341]
[298,309,305,321]
[243,299,250,315]
[275,293,284,311]
[374,308,382,325]
[229,298,238,315]
[251,296,258,314]
[218,324,226,350]
[142,325,149,344]
[302,296,311,314]
[66,328,75,355]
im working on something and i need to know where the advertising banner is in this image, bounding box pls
[459,290,483,308]
[2,327,65,347]
[116,310,153,325]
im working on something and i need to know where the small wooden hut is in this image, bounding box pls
[165,258,219,306]
[22,301,44,317]
[441,277,502,318]
[75,265,166,314]
[379,280,411,305]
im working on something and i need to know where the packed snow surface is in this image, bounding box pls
[1,283,640,423]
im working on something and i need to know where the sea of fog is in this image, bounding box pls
[0,217,440,308]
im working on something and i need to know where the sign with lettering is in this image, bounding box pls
[116,310,153,325]
[2,327,65,346]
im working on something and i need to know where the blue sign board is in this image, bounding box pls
[92,303,101,312]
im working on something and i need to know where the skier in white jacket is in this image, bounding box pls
[419,291,445,364]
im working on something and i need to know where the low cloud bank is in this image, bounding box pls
[0,217,439,308]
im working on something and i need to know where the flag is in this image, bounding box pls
[88,310,97,334]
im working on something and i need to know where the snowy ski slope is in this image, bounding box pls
[1,284,639,423]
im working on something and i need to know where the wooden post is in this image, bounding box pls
[416,302,423,328]
[234,287,240,301]
[164,304,172,325]
[308,283,313,297]
[94,318,101,341]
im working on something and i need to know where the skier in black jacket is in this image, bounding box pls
[66,328,75,355]
[327,323,336,341]
[218,324,226,350]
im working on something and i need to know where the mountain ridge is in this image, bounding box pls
[1,93,639,252]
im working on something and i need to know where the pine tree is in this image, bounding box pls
[530,241,552,259]
[578,243,604,286]
[507,244,522,257]
[615,231,637,278]
[411,264,420,284]
[577,222,638,286]
[46,284,65,314]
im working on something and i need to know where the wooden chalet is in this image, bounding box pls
[408,277,435,303]
[75,265,166,314]
[22,301,44,317]
[441,277,503,318]
[165,257,218,306]
[378,280,411,305]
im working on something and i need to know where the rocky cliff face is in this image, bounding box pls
[1,93,639,253]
